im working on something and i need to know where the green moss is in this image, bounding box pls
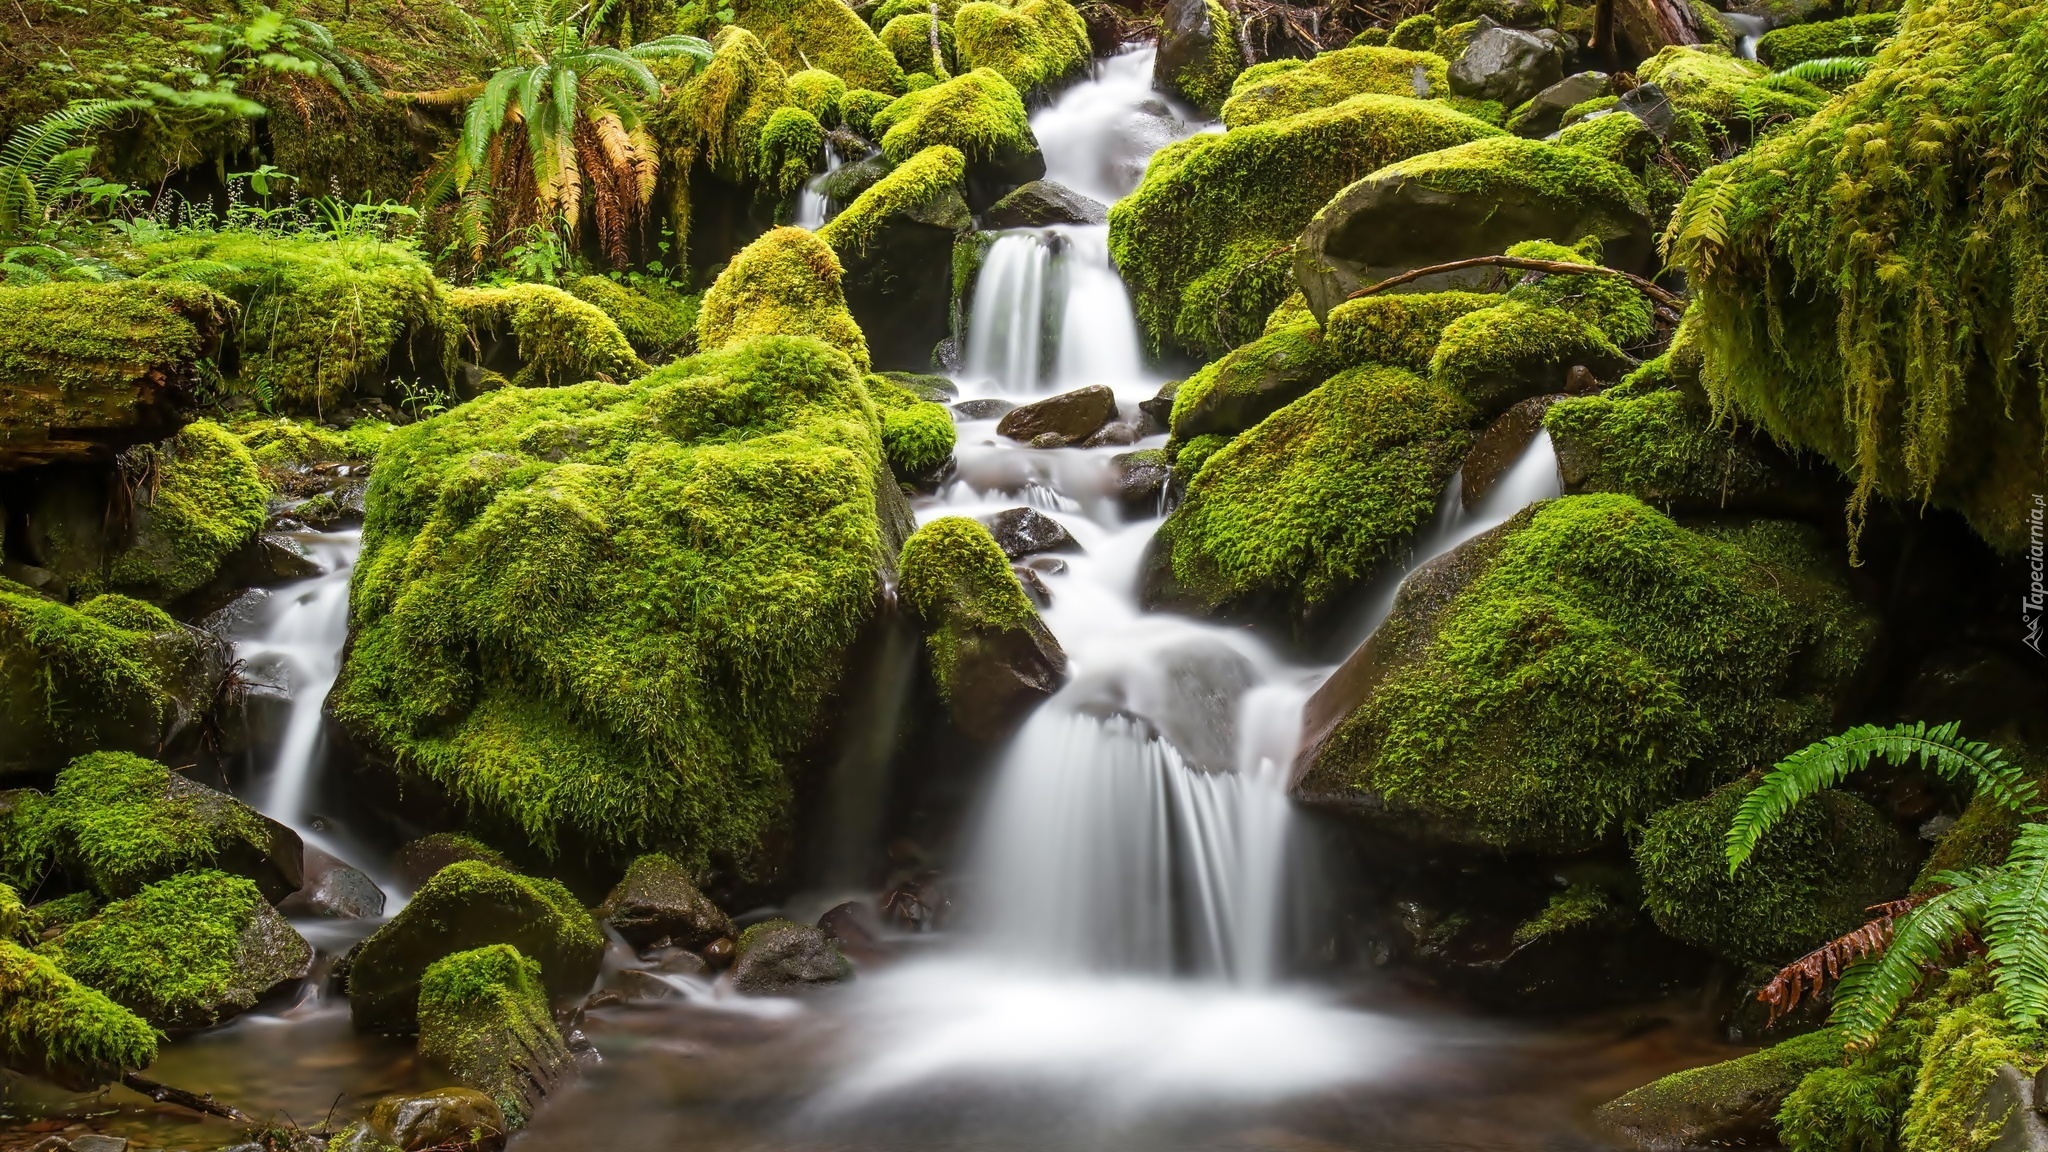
[873,68,1037,169]
[1636,780,1909,964]
[40,870,301,1030]
[1108,93,1504,359]
[873,0,967,26]
[1558,94,1618,127]
[1151,365,1474,625]
[0,792,52,894]
[450,285,649,389]
[1167,319,1335,439]
[1636,46,1825,128]
[1434,18,1481,57]
[123,235,454,413]
[1511,882,1624,945]
[1756,12,1898,68]
[0,940,157,1089]
[1429,300,1625,414]
[565,277,700,361]
[818,145,968,256]
[1598,1028,1848,1147]
[839,87,896,135]
[1307,496,1876,852]
[788,68,850,124]
[1669,0,2048,553]
[1366,133,1649,233]
[42,753,277,900]
[1263,290,1316,334]
[866,373,958,479]
[1545,386,1781,509]
[0,884,21,942]
[698,227,872,371]
[1323,290,1499,372]
[734,0,906,92]
[1898,997,2048,1152]
[897,517,1039,703]
[94,422,268,601]
[1501,238,1656,346]
[417,944,568,1128]
[1173,432,1233,479]
[881,13,958,77]
[24,894,100,940]
[655,25,792,187]
[953,0,1091,94]
[1780,1051,1915,1152]
[0,592,201,779]
[1158,0,1243,112]
[759,106,830,200]
[1220,46,1451,128]
[1389,13,1440,50]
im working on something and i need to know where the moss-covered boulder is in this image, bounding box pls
[1638,779,1912,964]
[108,421,271,601]
[1321,289,1500,371]
[394,833,512,891]
[35,752,303,901]
[871,70,1045,212]
[818,145,974,368]
[564,276,700,362]
[867,372,959,481]
[955,0,1090,94]
[1294,135,1653,323]
[1756,12,1898,68]
[0,591,233,779]
[652,27,793,268]
[1428,300,1632,417]
[0,939,158,1090]
[42,870,311,1031]
[417,944,570,1128]
[1109,93,1505,359]
[733,0,905,92]
[1669,0,2046,554]
[1593,1028,1847,1151]
[881,13,957,76]
[1221,46,1450,128]
[347,861,604,1034]
[449,284,649,389]
[335,1087,508,1152]
[698,226,873,370]
[1295,495,1876,853]
[1154,0,1243,114]
[0,281,233,470]
[1168,319,1336,440]
[1146,365,1474,629]
[730,917,852,993]
[596,853,735,950]
[899,517,1066,740]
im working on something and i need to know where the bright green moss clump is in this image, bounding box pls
[656,26,791,185]
[1596,1028,1848,1148]
[1636,46,1824,129]
[866,373,958,479]
[1429,300,1626,415]
[41,870,308,1031]
[0,940,158,1089]
[872,69,1036,168]
[758,106,829,200]
[1545,383,1781,510]
[1323,290,1499,372]
[1150,365,1474,626]
[733,0,906,92]
[787,68,849,124]
[818,145,969,256]
[41,753,280,900]
[1500,239,1655,346]
[1636,780,1910,964]
[0,594,207,779]
[839,88,896,135]
[1159,0,1243,112]
[1670,0,2048,553]
[953,0,1090,94]
[417,944,569,1128]
[1756,12,1899,68]
[1108,94,1504,359]
[334,239,892,862]
[565,276,700,361]
[1304,496,1875,852]
[881,13,958,77]
[1896,996,2047,1152]
[1220,46,1450,128]
[103,421,269,601]
[897,517,1043,705]
[1168,320,1336,439]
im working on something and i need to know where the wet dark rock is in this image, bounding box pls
[818,154,892,205]
[648,947,711,978]
[1618,83,1677,140]
[982,507,1082,560]
[393,833,512,892]
[880,870,952,931]
[954,398,1016,420]
[1111,450,1171,516]
[1014,566,1052,607]
[1449,19,1566,108]
[818,901,893,965]
[730,918,852,994]
[1139,379,1177,427]
[702,936,736,969]
[341,1088,507,1152]
[1461,395,1560,510]
[611,967,681,1002]
[1082,420,1145,447]
[1023,555,1069,575]
[1512,71,1611,137]
[983,180,1109,229]
[996,385,1118,446]
[1154,0,1228,107]
[278,845,388,919]
[835,173,973,370]
[596,854,734,950]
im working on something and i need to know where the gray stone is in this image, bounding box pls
[1111,450,1171,516]
[731,919,853,994]
[278,845,388,919]
[1448,19,1565,108]
[596,854,733,950]
[983,180,1109,229]
[1618,83,1678,140]
[996,385,1118,446]
[1511,71,1611,137]
[982,507,1081,560]
[953,398,1016,420]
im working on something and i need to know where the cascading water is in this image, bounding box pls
[1719,11,1770,59]
[794,144,850,231]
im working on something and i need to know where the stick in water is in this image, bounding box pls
[121,1072,253,1124]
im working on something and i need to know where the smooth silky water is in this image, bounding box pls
[36,47,1739,1152]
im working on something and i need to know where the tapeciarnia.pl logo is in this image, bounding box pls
[2028,494,2046,656]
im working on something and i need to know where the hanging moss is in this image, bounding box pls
[872,68,1036,167]
[101,421,270,602]
[1545,379,1795,511]
[41,752,281,900]
[654,25,793,186]
[1220,46,1451,128]
[953,0,1089,94]
[1897,995,2048,1152]
[1322,290,1500,372]
[565,276,701,361]
[1158,0,1243,113]
[0,940,158,1089]
[1300,496,1876,852]
[881,13,958,77]
[1669,0,2048,554]
[1755,12,1899,68]
[697,227,872,370]
[1149,365,1475,626]
[417,944,569,1129]
[818,145,968,256]
[733,0,907,92]
[788,68,850,124]
[1107,93,1504,359]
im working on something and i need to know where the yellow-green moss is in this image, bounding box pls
[1151,365,1475,625]
[818,145,968,256]
[1500,238,1656,346]
[1167,319,1336,439]
[1159,0,1244,113]
[872,68,1036,167]
[1323,290,1500,372]
[0,591,199,780]
[1898,997,2048,1152]
[1429,299,1626,414]
[839,87,896,135]
[417,943,568,1128]
[1390,13,1439,50]
[866,373,958,478]
[0,884,20,942]
[880,13,958,77]
[734,0,907,91]
[953,0,1090,94]
[565,276,700,361]
[103,421,270,601]
[697,227,871,370]
[1636,46,1825,128]
[787,68,850,124]
[1107,93,1505,359]
[1597,1028,1848,1146]
[1220,46,1450,128]
[655,25,792,185]
[1545,384,1781,509]
[897,517,1038,703]
[1756,12,1898,67]
[450,285,649,389]
[41,752,276,900]
[759,105,829,200]
[873,0,968,26]
[0,939,157,1088]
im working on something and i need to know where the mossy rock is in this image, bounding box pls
[652,25,792,191]
[730,917,852,993]
[1755,11,1898,68]
[1637,779,1913,964]
[417,944,570,1128]
[820,147,975,370]
[1896,995,2048,1152]
[0,939,158,1090]
[1294,135,1652,324]
[954,0,1091,96]
[36,752,303,901]
[1594,1028,1847,1151]
[450,284,650,388]
[596,854,734,949]
[0,281,234,469]
[1108,93,1505,360]
[1295,495,1877,853]
[102,421,270,602]
[1322,289,1500,372]
[1168,319,1337,440]
[1222,45,1450,128]
[698,226,872,370]
[867,372,959,481]
[1636,46,1825,130]
[1154,0,1243,114]
[348,861,604,1035]
[871,69,1045,212]
[394,833,512,892]
[565,276,701,362]
[41,870,312,1032]
[1670,0,2047,555]
[1429,300,1631,417]
[880,13,958,76]
[899,517,1066,740]
[788,68,851,124]
[0,589,232,779]
[1145,365,1475,629]
[733,0,906,92]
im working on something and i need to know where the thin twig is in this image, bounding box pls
[1342,254,1689,313]
[121,1072,254,1124]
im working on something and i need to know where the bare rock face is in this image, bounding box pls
[983,180,1109,229]
[996,385,1118,446]
[981,507,1082,560]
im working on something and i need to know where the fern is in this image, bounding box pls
[1774,56,1875,90]
[0,99,148,242]
[1661,174,1738,274]
[1987,823,2048,1026]
[1828,872,1994,1047]
[1726,722,2040,875]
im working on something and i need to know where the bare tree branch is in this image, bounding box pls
[1342,254,1689,314]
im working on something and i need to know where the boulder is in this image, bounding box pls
[417,945,571,1128]
[899,518,1067,740]
[1447,19,1565,108]
[818,145,974,369]
[278,846,388,919]
[1509,71,1611,137]
[393,834,510,892]
[983,180,1109,228]
[1167,321,1334,440]
[1594,1029,1844,1151]
[873,70,1046,212]
[1153,0,1241,113]
[996,385,1117,446]
[347,861,605,1034]
[1611,0,1722,64]
[981,507,1082,559]
[1111,449,1171,516]
[0,940,158,1091]
[730,918,853,994]
[1460,394,1560,509]
[595,854,734,950]
[336,1088,507,1152]
[1293,136,1655,323]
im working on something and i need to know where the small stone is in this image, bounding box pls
[1448,18,1565,108]
[612,968,680,1002]
[982,507,1082,560]
[1014,566,1052,607]
[1618,82,1677,140]
[366,1087,506,1152]
[983,180,1109,229]
[996,385,1119,446]
[702,936,736,969]
[278,846,387,919]
[1111,450,1170,516]
[730,919,852,994]
[69,1137,128,1152]
[954,398,1016,419]
[596,854,733,950]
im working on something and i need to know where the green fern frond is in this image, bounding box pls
[1830,872,1994,1047]
[1727,722,2039,875]
[1987,823,2048,1026]
[1774,56,1874,90]
[0,99,149,241]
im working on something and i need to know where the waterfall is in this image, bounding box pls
[795,145,849,231]
[964,232,1053,392]
[1050,227,1145,390]
[1719,11,1770,59]
[232,528,359,828]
